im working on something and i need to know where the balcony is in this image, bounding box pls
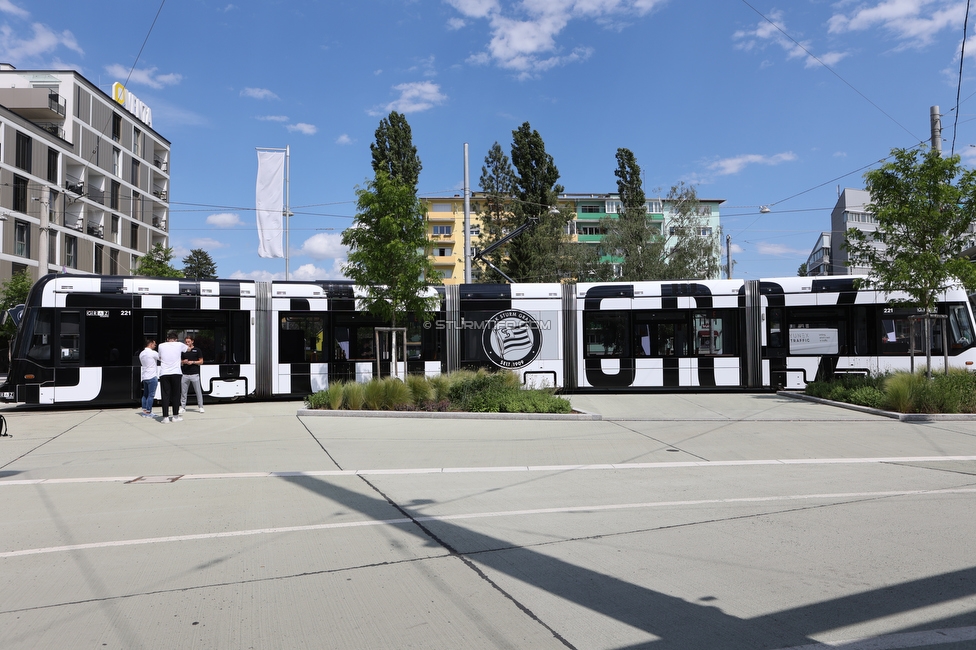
[86,223,104,239]
[0,88,66,122]
[153,158,168,172]
[152,189,167,201]
[64,180,84,195]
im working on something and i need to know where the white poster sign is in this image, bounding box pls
[256,150,285,258]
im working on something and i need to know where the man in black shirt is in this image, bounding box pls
[180,335,205,413]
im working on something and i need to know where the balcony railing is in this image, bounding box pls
[86,223,104,238]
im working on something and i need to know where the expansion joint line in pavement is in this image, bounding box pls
[0,411,101,471]
[356,474,579,650]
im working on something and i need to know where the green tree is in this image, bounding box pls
[370,111,422,192]
[182,248,218,279]
[601,148,666,281]
[846,147,976,375]
[475,142,517,283]
[662,182,721,279]
[797,262,809,277]
[342,171,438,326]
[135,243,183,278]
[0,269,33,339]
[508,122,569,282]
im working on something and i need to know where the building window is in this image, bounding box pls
[112,113,122,142]
[13,175,28,213]
[15,132,31,172]
[109,248,119,274]
[430,202,452,212]
[578,225,604,236]
[111,215,119,243]
[133,127,141,156]
[133,192,141,221]
[580,205,601,214]
[47,148,59,183]
[94,243,103,274]
[131,159,140,186]
[605,200,622,214]
[111,181,120,210]
[646,200,663,213]
[698,227,713,236]
[65,235,77,269]
[14,220,30,258]
[435,247,452,257]
[113,147,121,176]
[432,225,452,236]
[130,222,139,249]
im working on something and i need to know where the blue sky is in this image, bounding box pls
[3,0,974,281]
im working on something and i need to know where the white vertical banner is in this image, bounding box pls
[256,149,285,258]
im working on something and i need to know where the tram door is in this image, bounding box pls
[636,312,690,387]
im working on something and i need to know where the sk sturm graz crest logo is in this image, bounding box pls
[482,309,543,369]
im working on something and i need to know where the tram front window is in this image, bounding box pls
[949,305,974,349]
[26,310,52,362]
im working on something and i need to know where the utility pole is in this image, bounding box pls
[463,143,471,284]
[931,106,942,155]
[726,234,732,279]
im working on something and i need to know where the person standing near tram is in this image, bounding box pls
[180,335,204,413]
[138,338,158,418]
[157,331,188,423]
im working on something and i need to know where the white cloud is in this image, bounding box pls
[0,1,30,19]
[447,0,666,76]
[190,237,228,249]
[241,87,279,100]
[756,242,808,257]
[0,22,84,65]
[286,122,318,135]
[104,64,182,89]
[828,0,964,47]
[206,213,243,227]
[257,115,289,122]
[733,9,849,69]
[299,233,347,260]
[229,260,347,282]
[336,134,353,145]
[708,152,797,176]
[372,81,447,115]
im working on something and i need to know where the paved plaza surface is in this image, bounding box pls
[0,393,974,649]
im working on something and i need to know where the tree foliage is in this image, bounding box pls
[135,243,183,278]
[846,147,976,313]
[475,142,517,283]
[601,148,666,281]
[0,269,33,339]
[661,182,721,280]
[507,122,570,282]
[341,171,437,325]
[182,248,218,279]
[370,111,422,192]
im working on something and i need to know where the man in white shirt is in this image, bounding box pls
[138,338,158,417]
[157,331,188,423]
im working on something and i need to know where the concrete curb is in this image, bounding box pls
[778,391,976,422]
[296,408,602,421]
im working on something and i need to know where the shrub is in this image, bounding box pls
[305,390,330,409]
[406,374,432,405]
[344,382,366,410]
[883,372,921,413]
[363,379,386,410]
[427,374,450,403]
[846,386,886,410]
[324,382,345,410]
[383,377,413,410]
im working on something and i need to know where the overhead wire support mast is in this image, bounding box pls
[471,217,539,284]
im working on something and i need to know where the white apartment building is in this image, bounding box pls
[0,65,170,284]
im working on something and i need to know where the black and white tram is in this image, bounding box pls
[2,273,975,406]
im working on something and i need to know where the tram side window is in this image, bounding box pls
[60,311,80,362]
[584,311,630,358]
[949,304,975,349]
[279,315,324,364]
[787,308,846,355]
[693,310,736,355]
[878,310,947,355]
[27,310,53,362]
